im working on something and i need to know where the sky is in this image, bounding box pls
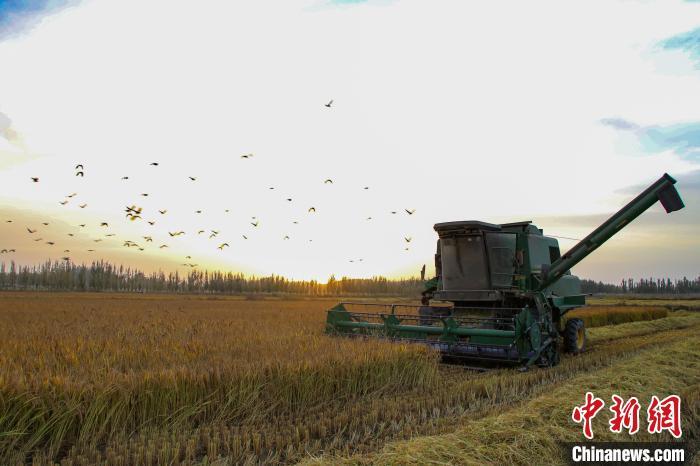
[0,0,698,283]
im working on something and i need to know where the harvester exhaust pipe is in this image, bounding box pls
[539,173,685,291]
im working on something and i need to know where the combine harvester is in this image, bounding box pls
[326,174,685,369]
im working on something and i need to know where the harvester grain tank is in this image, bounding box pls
[326,174,685,369]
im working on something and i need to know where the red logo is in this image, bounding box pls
[647,395,682,438]
[572,392,606,439]
[572,393,683,439]
[609,395,641,435]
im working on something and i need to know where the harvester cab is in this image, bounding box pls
[326,174,685,369]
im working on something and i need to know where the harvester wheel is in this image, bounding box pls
[564,318,586,354]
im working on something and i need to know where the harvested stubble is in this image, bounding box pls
[317,335,700,465]
[0,293,696,465]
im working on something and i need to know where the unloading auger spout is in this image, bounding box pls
[538,173,684,291]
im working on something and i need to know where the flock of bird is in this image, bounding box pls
[5,101,418,268]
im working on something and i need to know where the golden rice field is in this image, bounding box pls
[0,292,698,465]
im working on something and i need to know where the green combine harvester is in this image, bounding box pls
[326,174,685,369]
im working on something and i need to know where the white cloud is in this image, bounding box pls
[0,0,698,281]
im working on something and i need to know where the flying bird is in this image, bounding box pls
[197,230,205,234]
[87,249,95,252]
[100,222,108,227]
[324,179,333,184]
[79,224,86,228]
[185,255,192,259]
[241,153,253,159]
[126,213,142,221]
[404,237,412,243]
[75,171,84,177]
[5,220,12,223]
[148,221,156,226]
[121,176,129,180]
[218,243,229,250]
[79,204,87,208]
[159,244,168,249]
[27,228,36,234]
[150,162,159,166]
[67,233,74,237]
[62,257,70,261]
[168,231,185,237]
[195,210,202,214]
[75,164,83,170]
[283,235,290,240]
[308,207,316,213]
[143,236,153,242]
[46,241,55,246]
[93,239,102,243]
[59,200,68,205]
[31,177,39,183]
[363,187,369,190]
[325,99,333,108]
[366,217,372,220]
[250,221,259,227]
[34,238,43,242]
[42,222,49,226]
[188,176,196,181]
[405,209,416,215]
[140,193,149,197]
[159,210,167,215]
[67,193,77,198]
[64,250,70,253]
[105,234,116,237]
[125,205,142,214]
[286,198,292,202]
[242,235,248,240]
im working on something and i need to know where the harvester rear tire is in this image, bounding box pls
[564,318,586,354]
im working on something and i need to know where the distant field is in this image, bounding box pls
[0,292,697,465]
[589,294,700,310]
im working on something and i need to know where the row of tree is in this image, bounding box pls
[0,260,424,296]
[580,277,700,294]
[0,260,697,295]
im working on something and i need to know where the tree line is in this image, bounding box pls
[0,260,424,296]
[0,260,697,295]
[580,277,700,294]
